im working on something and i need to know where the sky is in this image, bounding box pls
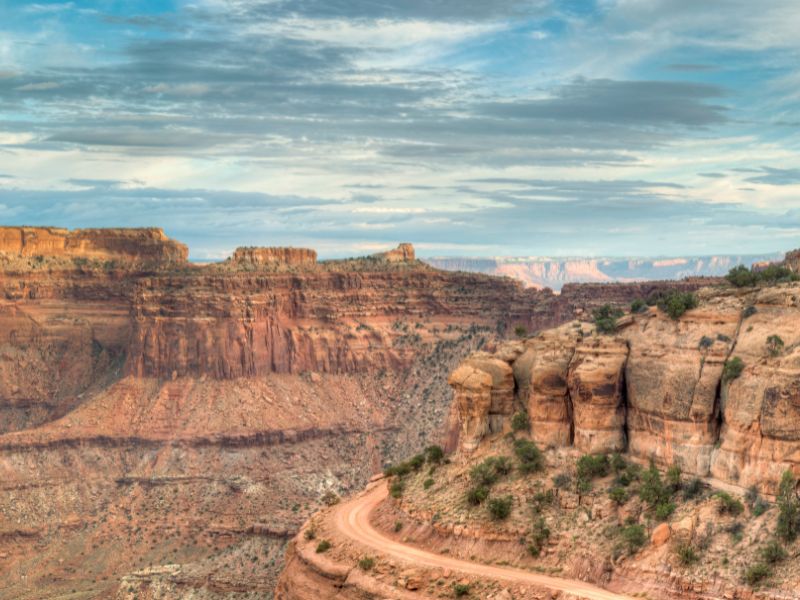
[0,0,799,259]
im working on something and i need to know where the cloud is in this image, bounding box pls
[15,81,60,91]
[745,167,800,186]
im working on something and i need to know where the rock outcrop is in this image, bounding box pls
[231,246,318,266]
[448,281,800,494]
[0,226,188,265]
[373,243,415,262]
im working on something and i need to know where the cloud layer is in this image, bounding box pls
[0,0,798,258]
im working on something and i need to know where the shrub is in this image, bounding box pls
[469,458,507,487]
[321,490,340,506]
[683,478,704,501]
[616,463,641,487]
[454,583,470,597]
[620,524,647,555]
[766,335,785,357]
[316,540,331,553]
[743,305,757,318]
[760,540,787,564]
[743,563,771,586]
[666,464,682,493]
[610,452,627,473]
[390,480,405,499]
[528,517,551,556]
[639,461,668,507]
[423,478,434,490]
[514,325,528,338]
[408,453,426,471]
[722,357,744,383]
[758,264,797,284]
[358,556,374,570]
[425,445,444,464]
[726,265,757,287]
[609,486,629,505]
[776,470,800,542]
[514,439,545,474]
[487,495,513,520]
[466,485,490,506]
[577,454,610,480]
[552,473,572,489]
[303,527,316,541]
[745,484,760,507]
[394,521,403,532]
[675,542,699,565]
[698,335,714,349]
[657,291,698,320]
[511,411,530,432]
[752,498,769,517]
[715,492,744,516]
[593,304,624,334]
[631,298,647,313]
[530,489,555,513]
[655,501,676,521]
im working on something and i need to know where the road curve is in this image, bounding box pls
[334,481,633,600]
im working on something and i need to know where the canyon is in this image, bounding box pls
[0,227,702,599]
[278,249,800,600]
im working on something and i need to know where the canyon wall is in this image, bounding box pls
[449,282,800,494]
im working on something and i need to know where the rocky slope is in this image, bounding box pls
[0,227,704,598]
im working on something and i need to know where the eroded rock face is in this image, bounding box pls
[231,246,317,266]
[0,226,188,265]
[448,282,800,493]
[448,364,493,452]
[374,243,415,262]
[568,336,628,454]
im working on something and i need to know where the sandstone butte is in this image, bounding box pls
[0,226,752,599]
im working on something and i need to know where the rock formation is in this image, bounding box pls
[448,280,800,495]
[231,246,318,266]
[373,242,415,262]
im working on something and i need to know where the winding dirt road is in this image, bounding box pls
[335,481,632,600]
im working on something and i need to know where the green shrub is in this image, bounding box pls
[743,305,757,318]
[552,473,572,489]
[609,453,627,473]
[425,445,444,464]
[466,485,490,506]
[675,542,699,565]
[743,563,771,586]
[358,556,374,570]
[609,486,629,505]
[470,457,509,487]
[666,464,682,493]
[722,357,744,383]
[639,461,668,507]
[394,521,403,532]
[726,265,757,287]
[577,454,610,480]
[487,495,513,520]
[593,304,624,334]
[760,540,787,564]
[514,325,528,338]
[715,492,744,516]
[511,411,530,432]
[752,499,769,517]
[423,478,434,490]
[389,480,405,499]
[776,470,800,542]
[631,298,647,313]
[514,439,544,474]
[758,264,798,284]
[528,517,551,556]
[316,540,331,553]
[408,453,426,471]
[698,335,714,349]
[620,524,647,555]
[657,291,698,319]
[683,478,704,501]
[454,583,470,597]
[766,335,785,357]
[655,501,676,521]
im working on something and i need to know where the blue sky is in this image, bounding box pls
[0,0,799,259]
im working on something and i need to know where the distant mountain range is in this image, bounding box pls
[423,253,784,291]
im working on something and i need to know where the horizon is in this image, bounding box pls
[1,1,799,258]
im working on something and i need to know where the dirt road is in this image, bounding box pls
[334,481,633,600]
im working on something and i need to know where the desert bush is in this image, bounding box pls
[620,524,647,555]
[722,357,744,383]
[425,445,444,464]
[766,335,785,357]
[657,291,698,319]
[639,461,668,507]
[389,480,405,499]
[530,489,555,514]
[514,439,544,473]
[715,492,744,516]
[726,265,757,287]
[552,473,572,489]
[453,583,470,597]
[511,411,530,432]
[760,540,787,564]
[528,517,551,556]
[487,495,513,520]
[776,470,800,542]
[743,563,771,586]
[316,540,331,553]
[698,336,714,349]
[655,501,676,521]
[466,485,490,506]
[358,556,374,570]
[666,464,682,493]
[609,452,627,473]
[470,457,509,487]
[423,478,434,490]
[631,298,647,313]
[675,542,699,565]
[593,304,624,334]
[514,325,528,338]
[682,478,704,501]
[743,305,757,318]
[609,486,629,505]
[577,454,610,480]
[321,490,340,506]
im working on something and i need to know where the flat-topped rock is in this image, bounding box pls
[232,246,317,266]
[0,226,187,265]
